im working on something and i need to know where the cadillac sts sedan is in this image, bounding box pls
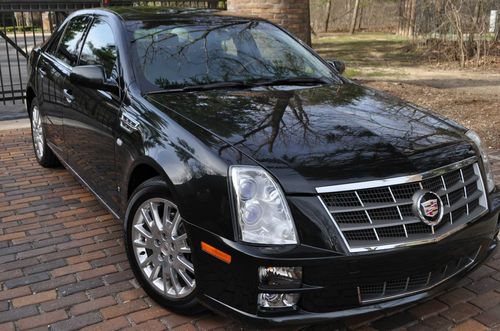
[26,7,499,325]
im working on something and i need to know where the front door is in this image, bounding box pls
[41,15,92,158]
[64,17,121,212]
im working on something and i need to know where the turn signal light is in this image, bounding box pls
[201,242,232,264]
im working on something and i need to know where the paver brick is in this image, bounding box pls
[474,306,500,328]
[79,316,130,331]
[77,265,117,280]
[23,259,67,275]
[50,312,102,331]
[12,290,57,308]
[123,319,166,331]
[0,286,32,301]
[0,306,39,324]
[118,288,147,303]
[100,299,149,319]
[409,300,449,320]
[129,306,170,324]
[440,303,482,323]
[16,310,68,330]
[451,319,488,331]
[30,275,77,292]
[58,278,105,296]
[4,272,50,289]
[87,280,134,299]
[51,262,91,277]
[40,292,88,312]
[70,296,117,316]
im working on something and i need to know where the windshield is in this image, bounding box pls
[129,21,339,91]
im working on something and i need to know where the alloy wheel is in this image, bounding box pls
[31,105,44,159]
[131,198,195,299]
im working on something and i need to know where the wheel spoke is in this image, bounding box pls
[134,223,152,239]
[162,265,169,294]
[139,255,153,268]
[141,208,155,230]
[177,256,195,274]
[178,269,195,288]
[170,267,181,294]
[150,201,163,231]
[179,246,191,254]
[149,264,161,281]
[171,212,181,234]
[133,238,153,249]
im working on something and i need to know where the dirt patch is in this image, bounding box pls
[364,81,500,150]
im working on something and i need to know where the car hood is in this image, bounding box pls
[146,83,475,194]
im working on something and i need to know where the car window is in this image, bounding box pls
[79,18,118,79]
[130,21,338,91]
[55,15,92,66]
[46,24,66,54]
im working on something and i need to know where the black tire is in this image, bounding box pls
[29,98,59,168]
[125,177,204,315]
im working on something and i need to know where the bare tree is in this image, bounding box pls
[324,0,333,32]
[350,0,361,34]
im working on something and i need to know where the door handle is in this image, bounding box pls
[63,89,75,104]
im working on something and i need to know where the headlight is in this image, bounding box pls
[230,166,298,245]
[466,130,495,193]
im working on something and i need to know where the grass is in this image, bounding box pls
[313,32,421,68]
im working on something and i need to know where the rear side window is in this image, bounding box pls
[55,15,91,66]
[79,18,118,79]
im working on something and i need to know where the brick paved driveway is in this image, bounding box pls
[1,128,499,331]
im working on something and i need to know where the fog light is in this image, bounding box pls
[258,292,300,309]
[258,266,302,288]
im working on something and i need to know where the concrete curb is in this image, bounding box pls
[0,118,31,131]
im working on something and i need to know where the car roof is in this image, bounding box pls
[95,6,257,24]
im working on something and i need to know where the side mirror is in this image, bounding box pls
[70,65,118,93]
[327,60,346,75]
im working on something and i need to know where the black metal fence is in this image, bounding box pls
[0,0,226,106]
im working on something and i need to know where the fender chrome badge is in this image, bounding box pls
[412,190,444,226]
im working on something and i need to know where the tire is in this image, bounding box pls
[125,177,203,314]
[30,98,59,168]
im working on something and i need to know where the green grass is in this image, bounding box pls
[313,32,421,68]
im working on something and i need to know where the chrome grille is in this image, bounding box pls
[357,246,481,303]
[317,157,488,252]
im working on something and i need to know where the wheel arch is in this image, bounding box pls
[26,86,36,118]
[126,157,175,200]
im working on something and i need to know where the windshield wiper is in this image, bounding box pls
[250,77,332,87]
[146,81,259,95]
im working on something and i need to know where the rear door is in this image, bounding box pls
[64,16,122,211]
[38,15,92,157]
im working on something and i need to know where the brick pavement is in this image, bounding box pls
[0,128,499,331]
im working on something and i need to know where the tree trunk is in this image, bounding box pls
[408,0,417,37]
[350,0,361,34]
[398,0,406,35]
[357,3,363,30]
[324,0,332,33]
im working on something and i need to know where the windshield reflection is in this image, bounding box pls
[129,21,338,91]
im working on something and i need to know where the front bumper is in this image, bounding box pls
[187,190,500,326]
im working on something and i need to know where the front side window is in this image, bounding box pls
[129,21,338,91]
[56,15,92,66]
[79,18,118,79]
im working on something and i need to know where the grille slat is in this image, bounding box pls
[358,247,481,303]
[319,160,487,252]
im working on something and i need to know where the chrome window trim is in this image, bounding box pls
[315,156,477,193]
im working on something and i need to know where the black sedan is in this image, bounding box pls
[26,7,499,325]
